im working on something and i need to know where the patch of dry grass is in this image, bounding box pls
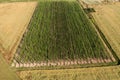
[18,66,120,80]
[92,3,120,58]
[0,2,37,62]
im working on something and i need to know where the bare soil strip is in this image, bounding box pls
[0,2,37,62]
[11,58,112,68]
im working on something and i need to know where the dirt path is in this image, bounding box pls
[0,2,37,62]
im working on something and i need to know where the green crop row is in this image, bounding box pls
[15,0,115,66]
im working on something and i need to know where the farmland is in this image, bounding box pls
[12,0,117,68]
[0,0,120,80]
[19,65,120,80]
[0,53,20,80]
[0,2,37,62]
[91,2,120,59]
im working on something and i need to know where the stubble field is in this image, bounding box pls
[92,2,120,59]
[0,2,37,62]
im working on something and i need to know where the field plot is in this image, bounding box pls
[92,3,120,59]
[81,0,103,4]
[19,66,120,80]
[0,53,20,80]
[0,0,34,2]
[0,2,37,62]
[13,0,117,68]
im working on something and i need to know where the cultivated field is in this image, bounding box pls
[19,65,120,80]
[0,2,37,62]
[92,3,120,59]
[81,0,103,4]
[0,0,120,80]
[0,53,20,80]
[12,0,118,69]
[0,0,36,2]
[16,1,120,80]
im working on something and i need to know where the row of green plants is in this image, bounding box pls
[15,0,115,65]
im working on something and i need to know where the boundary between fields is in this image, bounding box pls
[77,0,120,65]
[11,1,119,70]
[8,2,38,64]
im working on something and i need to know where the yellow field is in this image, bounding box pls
[18,66,120,80]
[0,53,20,80]
[92,3,120,59]
[0,2,37,62]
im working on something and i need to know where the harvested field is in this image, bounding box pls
[81,0,103,4]
[0,53,20,80]
[18,65,120,80]
[13,0,117,68]
[0,2,37,62]
[92,3,120,59]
